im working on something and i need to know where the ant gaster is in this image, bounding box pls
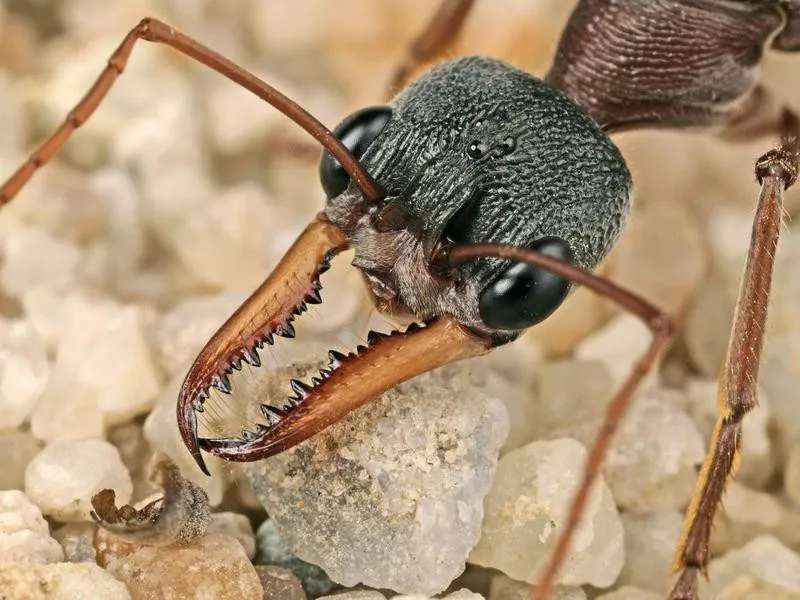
[1,2,798,599]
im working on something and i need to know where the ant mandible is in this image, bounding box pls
[1,1,797,599]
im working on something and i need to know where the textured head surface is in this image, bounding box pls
[325,56,632,338]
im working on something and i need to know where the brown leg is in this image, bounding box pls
[0,17,383,208]
[669,127,799,599]
[389,0,477,92]
[439,244,674,600]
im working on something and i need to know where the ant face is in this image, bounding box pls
[322,57,632,341]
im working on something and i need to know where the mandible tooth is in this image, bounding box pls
[211,374,231,394]
[306,289,322,304]
[289,379,312,398]
[260,404,286,426]
[247,348,261,368]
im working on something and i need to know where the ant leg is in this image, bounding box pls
[389,0,476,92]
[440,245,674,600]
[0,17,383,207]
[669,122,799,600]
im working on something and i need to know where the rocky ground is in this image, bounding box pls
[1,1,800,599]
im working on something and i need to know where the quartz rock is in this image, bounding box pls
[541,393,704,512]
[598,396,704,512]
[529,359,614,440]
[153,292,243,377]
[210,512,256,560]
[143,374,231,506]
[708,536,800,598]
[710,482,784,556]
[489,574,585,600]
[0,489,63,563]
[319,593,383,600]
[38,34,187,168]
[0,318,50,429]
[785,442,800,506]
[107,423,157,502]
[205,68,298,155]
[25,439,133,522]
[617,511,682,593]
[392,592,484,600]
[30,293,162,438]
[247,364,509,596]
[104,532,263,600]
[685,379,773,489]
[595,588,661,600]
[469,439,624,588]
[255,565,308,600]
[0,562,131,600]
[610,200,706,315]
[255,518,337,599]
[0,225,82,298]
[575,314,657,391]
[52,522,97,563]
[167,181,303,291]
[0,431,42,490]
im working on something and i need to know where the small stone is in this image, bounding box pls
[609,200,706,315]
[247,364,509,595]
[210,512,256,560]
[0,562,131,600]
[685,378,773,489]
[595,587,661,600]
[575,314,657,391]
[529,359,614,441]
[0,431,42,491]
[255,519,337,599]
[599,396,704,512]
[143,374,232,507]
[153,292,244,378]
[107,423,157,502]
[489,574,585,600]
[541,392,705,512]
[0,490,64,564]
[0,318,51,429]
[29,293,162,441]
[25,439,133,522]
[710,482,784,556]
[168,181,304,291]
[52,522,98,563]
[708,536,800,598]
[0,225,82,298]
[785,442,800,506]
[617,511,682,593]
[104,532,263,600]
[469,439,624,589]
[255,565,308,600]
[318,593,383,600]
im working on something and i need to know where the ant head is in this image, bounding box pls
[321,57,631,342]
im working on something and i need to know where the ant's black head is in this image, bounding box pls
[321,56,631,343]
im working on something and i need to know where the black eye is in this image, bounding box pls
[319,106,392,199]
[478,237,572,330]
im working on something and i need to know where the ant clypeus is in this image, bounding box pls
[1,1,798,599]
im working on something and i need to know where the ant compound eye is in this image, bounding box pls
[319,106,392,199]
[478,237,573,330]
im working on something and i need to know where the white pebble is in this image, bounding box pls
[575,314,656,391]
[0,490,64,564]
[709,536,800,598]
[469,439,624,589]
[0,226,81,299]
[0,562,130,600]
[25,440,132,522]
[0,318,50,429]
[618,511,682,593]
